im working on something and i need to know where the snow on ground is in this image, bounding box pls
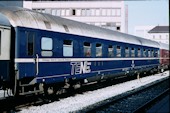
[20,71,169,113]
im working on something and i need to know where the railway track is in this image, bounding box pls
[0,75,136,112]
[82,76,169,113]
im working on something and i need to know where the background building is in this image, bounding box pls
[134,25,169,44]
[148,26,169,44]
[23,0,127,33]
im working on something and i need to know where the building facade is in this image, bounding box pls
[23,0,127,33]
[148,26,169,44]
[134,25,169,44]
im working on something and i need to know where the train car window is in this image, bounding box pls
[143,49,147,57]
[116,46,121,57]
[148,50,151,57]
[151,50,154,57]
[84,42,91,57]
[125,47,129,57]
[63,40,73,57]
[137,48,141,57]
[108,45,113,57]
[96,43,102,57]
[154,50,160,57]
[27,32,35,56]
[41,37,53,57]
[131,48,135,57]
[0,31,1,55]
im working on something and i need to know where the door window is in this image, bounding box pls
[27,32,35,56]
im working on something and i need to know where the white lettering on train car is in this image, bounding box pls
[70,61,91,75]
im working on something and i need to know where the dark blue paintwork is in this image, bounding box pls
[15,27,159,84]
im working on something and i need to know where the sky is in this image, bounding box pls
[125,0,169,35]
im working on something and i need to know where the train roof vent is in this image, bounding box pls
[44,21,51,29]
[63,25,69,32]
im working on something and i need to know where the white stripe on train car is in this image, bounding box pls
[15,57,160,63]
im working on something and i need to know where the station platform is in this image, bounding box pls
[147,93,169,113]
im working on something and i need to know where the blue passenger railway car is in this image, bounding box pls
[0,6,169,96]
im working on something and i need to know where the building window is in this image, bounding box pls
[116,46,121,57]
[108,45,113,57]
[72,9,76,15]
[107,9,111,16]
[117,26,120,31]
[96,43,102,57]
[111,9,116,16]
[86,9,91,16]
[91,9,95,16]
[116,9,121,16]
[66,9,70,16]
[84,42,91,57]
[159,35,161,39]
[76,9,81,16]
[56,9,61,16]
[41,37,53,57]
[52,9,56,15]
[63,40,73,57]
[96,9,100,16]
[27,32,35,56]
[102,9,107,16]
[61,9,65,16]
[153,35,155,39]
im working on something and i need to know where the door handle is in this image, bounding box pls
[36,54,39,75]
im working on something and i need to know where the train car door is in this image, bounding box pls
[0,25,11,85]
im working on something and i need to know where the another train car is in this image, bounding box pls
[0,6,168,96]
[159,43,169,71]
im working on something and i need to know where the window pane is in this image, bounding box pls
[148,50,151,57]
[108,45,113,57]
[61,9,65,16]
[116,9,121,16]
[112,9,116,16]
[63,40,73,57]
[138,48,141,57]
[84,42,91,57]
[66,9,70,16]
[56,10,61,16]
[131,48,135,57]
[52,9,56,15]
[125,47,129,57]
[96,43,102,57]
[116,46,121,57]
[102,9,106,16]
[27,32,34,56]
[76,9,81,16]
[91,9,95,16]
[41,37,53,50]
[96,9,100,16]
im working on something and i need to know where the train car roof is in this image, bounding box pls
[159,42,169,50]
[0,6,160,48]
